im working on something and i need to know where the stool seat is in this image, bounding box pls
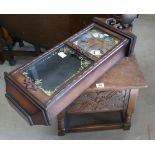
[87,55,147,92]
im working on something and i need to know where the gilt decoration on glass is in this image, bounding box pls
[22,45,92,97]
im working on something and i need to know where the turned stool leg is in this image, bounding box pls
[124,89,139,130]
[124,114,132,130]
[57,111,66,136]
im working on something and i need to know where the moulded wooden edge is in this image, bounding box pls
[4,72,50,125]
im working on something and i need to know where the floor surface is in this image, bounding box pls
[0,14,155,140]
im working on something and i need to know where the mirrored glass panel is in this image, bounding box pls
[72,28,121,58]
[21,45,93,96]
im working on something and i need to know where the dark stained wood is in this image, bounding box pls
[11,50,40,57]
[0,15,114,49]
[0,15,114,65]
[0,26,16,65]
[0,28,5,64]
[0,15,133,66]
[0,41,5,64]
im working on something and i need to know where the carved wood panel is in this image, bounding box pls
[66,90,130,114]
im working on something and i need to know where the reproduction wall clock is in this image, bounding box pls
[4,18,136,126]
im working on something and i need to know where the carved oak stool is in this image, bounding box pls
[57,55,147,136]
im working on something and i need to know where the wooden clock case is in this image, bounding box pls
[4,18,136,126]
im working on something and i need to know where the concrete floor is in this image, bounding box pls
[0,15,155,140]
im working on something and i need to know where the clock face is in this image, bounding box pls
[73,28,120,58]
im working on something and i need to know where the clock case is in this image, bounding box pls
[4,18,136,126]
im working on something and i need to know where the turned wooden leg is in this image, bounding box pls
[0,27,16,66]
[0,43,5,64]
[0,30,5,64]
[123,89,139,130]
[5,44,16,66]
[57,111,66,136]
[0,54,5,64]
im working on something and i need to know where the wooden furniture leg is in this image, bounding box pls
[57,111,66,136]
[4,42,16,66]
[0,26,16,66]
[0,26,44,66]
[0,29,5,64]
[123,89,139,130]
[0,42,5,64]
